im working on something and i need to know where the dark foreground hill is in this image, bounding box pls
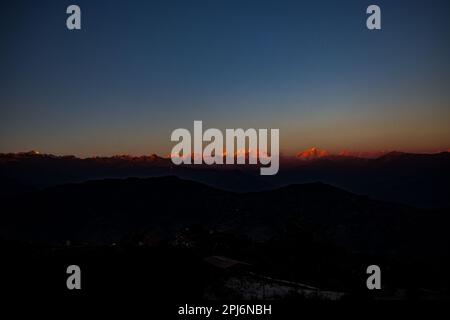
[1,176,449,300]
[1,151,450,208]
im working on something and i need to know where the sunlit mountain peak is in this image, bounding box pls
[296,147,330,160]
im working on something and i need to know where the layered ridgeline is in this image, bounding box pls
[1,150,450,207]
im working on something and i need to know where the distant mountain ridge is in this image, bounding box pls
[1,150,450,208]
[3,149,448,162]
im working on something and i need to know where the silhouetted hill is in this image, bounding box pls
[1,151,450,207]
[1,176,449,256]
[278,151,450,208]
[1,176,449,299]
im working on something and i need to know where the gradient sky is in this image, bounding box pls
[1,0,449,157]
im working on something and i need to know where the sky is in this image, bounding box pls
[1,0,450,157]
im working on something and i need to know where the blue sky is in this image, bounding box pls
[1,0,449,156]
